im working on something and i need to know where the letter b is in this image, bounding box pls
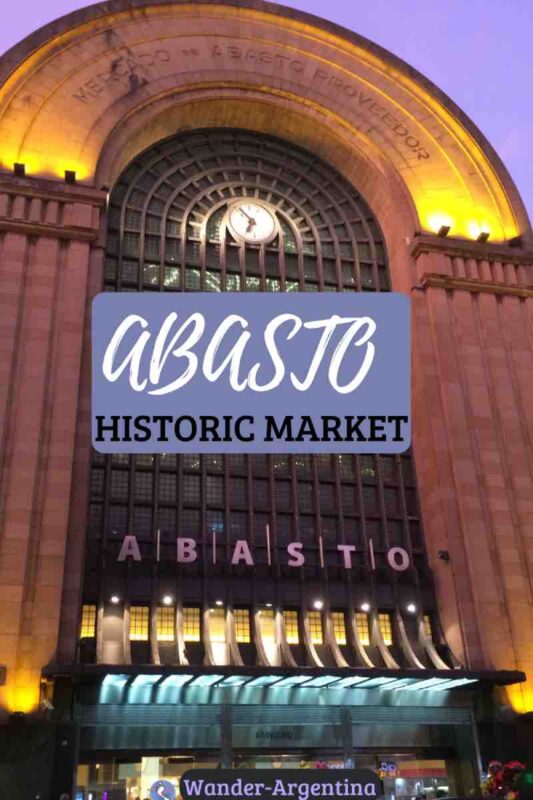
[177,537,197,563]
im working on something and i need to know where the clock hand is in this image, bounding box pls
[238,207,254,222]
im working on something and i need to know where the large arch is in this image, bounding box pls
[0,0,529,245]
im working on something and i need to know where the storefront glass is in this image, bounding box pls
[379,756,455,800]
[76,752,456,800]
[76,755,218,800]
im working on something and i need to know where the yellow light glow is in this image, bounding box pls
[5,681,40,714]
[507,681,533,715]
[427,213,455,236]
[466,220,491,241]
[0,150,91,183]
[423,205,501,242]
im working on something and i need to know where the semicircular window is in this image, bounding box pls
[104,128,390,295]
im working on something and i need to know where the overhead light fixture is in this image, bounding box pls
[313,599,324,610]
[214,599,223,607]
[162,595,173,606]
[64,169,77,184]
[477,231,490,243]
[360,602,371,612]
[13,163,25,177]
[406,603,417,614]
[265,602,273,608]
[110,595,120,605]
[438,225,451,238]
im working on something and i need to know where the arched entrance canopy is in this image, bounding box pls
[0,0,528,243]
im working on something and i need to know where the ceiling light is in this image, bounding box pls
[162,595,173,606]
[360,602,371,612]
[110,595,120,604]
[406,603,417,613]
[215,600,223,607]
[313,600,323,610]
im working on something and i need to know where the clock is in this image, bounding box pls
[228,200,277,244]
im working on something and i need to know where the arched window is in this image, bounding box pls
[86,129,425,609]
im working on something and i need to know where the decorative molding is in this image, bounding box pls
[413,272,533,299]
[410,233,533,266]
[0,218,99,242]
[0,173,107,206]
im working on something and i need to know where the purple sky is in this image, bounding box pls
[1,0,532,222]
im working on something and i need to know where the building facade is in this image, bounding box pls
[0,2,531,798]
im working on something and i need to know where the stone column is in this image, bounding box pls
[410,235,533,714]
[0,174,106,718]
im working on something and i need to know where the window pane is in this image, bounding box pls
[378,612,393,645]
[130,606,149,641]
[80,604,96,639]
[183,607,200,642]
[235,609,251,643]
[331,611,346,645]
[356,613,370,646]
[308,610,323,644]
[157,607,175,642]
[283,610,299,644]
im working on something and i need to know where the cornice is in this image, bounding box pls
[413,272,533,299]
[0,173,107,207]
[410,233,533,266]
[0,218,99,242]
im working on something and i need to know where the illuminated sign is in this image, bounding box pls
[117,533,411,571]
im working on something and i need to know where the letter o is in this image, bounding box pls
[174,416,196,441]
[387,547,410,572]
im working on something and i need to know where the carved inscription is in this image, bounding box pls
[211,43,304,72]
[210,44,429,161]
[72,48,171,103]
[312,68,429,160]
[71,39,430,160]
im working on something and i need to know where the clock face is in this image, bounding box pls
[228,201,277,243]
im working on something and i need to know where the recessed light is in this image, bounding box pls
[215,600,223,607]
[265,603,273,608]
[110,595,120,605]
[162,595,173,606]
[406,603,417,613]
[361,603,371,612]
[313,600,324,610]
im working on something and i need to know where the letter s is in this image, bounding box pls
[247,313,302,392]
[287,542,305,567]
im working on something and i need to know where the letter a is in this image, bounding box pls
[117,534,142,562]
[231,540,254,565]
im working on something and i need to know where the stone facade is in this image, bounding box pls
[0,0,531,726]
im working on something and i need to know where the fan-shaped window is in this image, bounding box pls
[104,128,389,294]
